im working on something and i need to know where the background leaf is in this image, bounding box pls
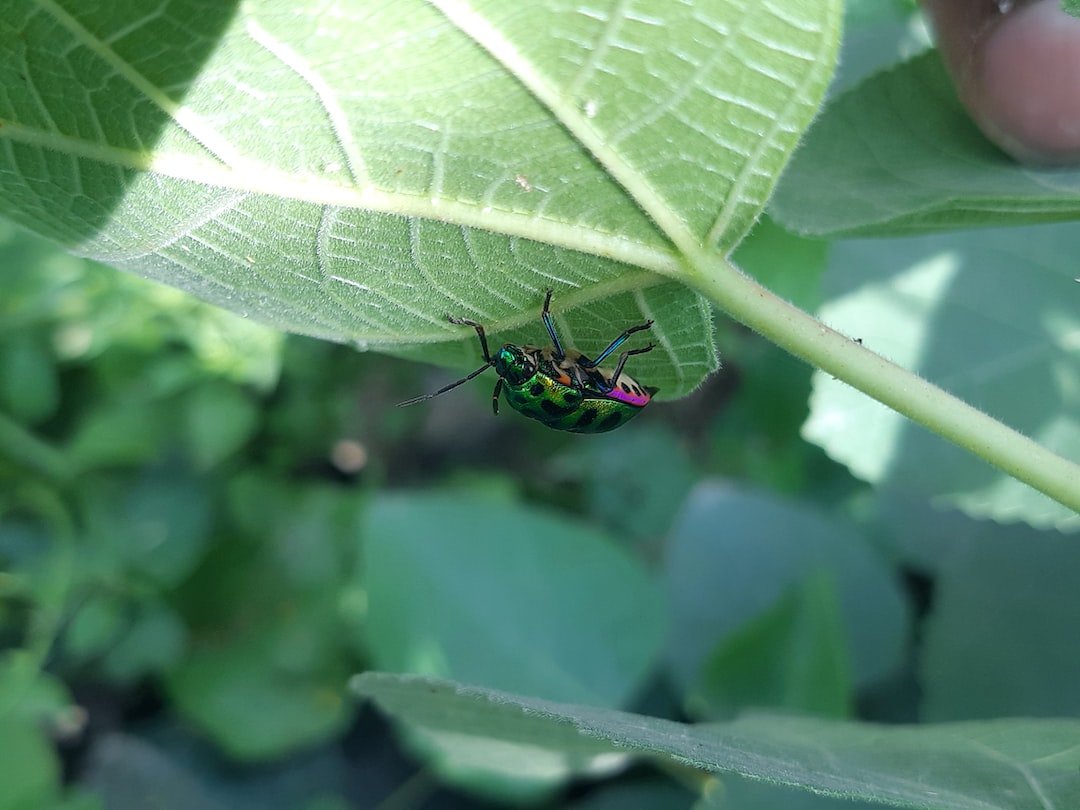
[164,481,364,761]
[549,424,695,549]
[803,223,1080,530]
[356,673,1080,810]
[364,491,666,799]
[711,777,884,810]
[832,0,929,96]
[4,3,1077,809]
[166,625,352,762]
[692,570,852,719]
[663,483,908,710]
[0,718,62,810]
[364,492,666,706]
[920,531,1080,720]
[771,51,1080,237]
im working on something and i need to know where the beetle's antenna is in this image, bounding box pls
[398,363,492,406]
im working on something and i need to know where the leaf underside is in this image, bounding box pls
[771,50,1080,238]
[0,0,840,396]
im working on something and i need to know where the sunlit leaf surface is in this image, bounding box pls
[0,0,841,395]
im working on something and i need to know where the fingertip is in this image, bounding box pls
[975,1,1080,163]
[925,0,1080,164]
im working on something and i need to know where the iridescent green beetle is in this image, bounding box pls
[400,290,658,433]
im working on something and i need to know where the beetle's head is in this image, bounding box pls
[493,345,536,386]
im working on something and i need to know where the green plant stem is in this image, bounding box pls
[0,411,71,484]
[682,252,1080,515]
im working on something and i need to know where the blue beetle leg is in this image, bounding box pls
[604,344,655,391]
[582,320,655,369]
[540,289,566,360]
[491,377,503,415]
[448,316,492,363]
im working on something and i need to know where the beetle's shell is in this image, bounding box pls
[501,347,656,434]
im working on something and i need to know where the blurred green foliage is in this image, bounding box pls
[5,196,1079,808]
[1,4,1078,801]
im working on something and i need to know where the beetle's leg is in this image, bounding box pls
[448,316,492,363]
[397,362,492,406]
[581,320,654,369]
[603,344,655,391]
[540,289,566,360]
[491,377,503,415]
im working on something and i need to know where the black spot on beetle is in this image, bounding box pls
[620,382,631,393]
[564,390,582,405]
[575,409,598,428]
[598,412,622,431]
[529,383,545,397]
[541,399,572,417]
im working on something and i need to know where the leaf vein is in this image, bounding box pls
[245,18,369,184]
[705,6,836,246]
[34,0,246,168]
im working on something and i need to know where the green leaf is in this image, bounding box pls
[705,333,840,495]
[551,425,695,547]
[64,592,124,660]
[664,484,908,705]
[0,717,61,810]
[364,491,667,800]
[67,399,175,471]
[100,601,187,683]
[0,651,72,725]
[873,493,1045,575]
[0,656,86,808]
[921,532,1080,720]
[0,337,59,425]
[712,776,893,810]
[364,492,666,707]
[0,0,842,396]
[355,673,1080,810]
[691,571,851,719]
[1064,1,1080,20]
[803,224,1080,530]
[81,470,212,587]
[184,381,259,469]
[771,51,1080,237]
[834,0,929,96]
[165,481,361,760]
[167,623,351,761]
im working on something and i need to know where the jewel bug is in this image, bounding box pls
[399,290,658,433]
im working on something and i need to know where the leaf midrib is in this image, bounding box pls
[18,0,691,291]
[425,0,704,261]
[0,115,680,273]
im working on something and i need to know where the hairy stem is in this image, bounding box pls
[682,251,1080,515]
